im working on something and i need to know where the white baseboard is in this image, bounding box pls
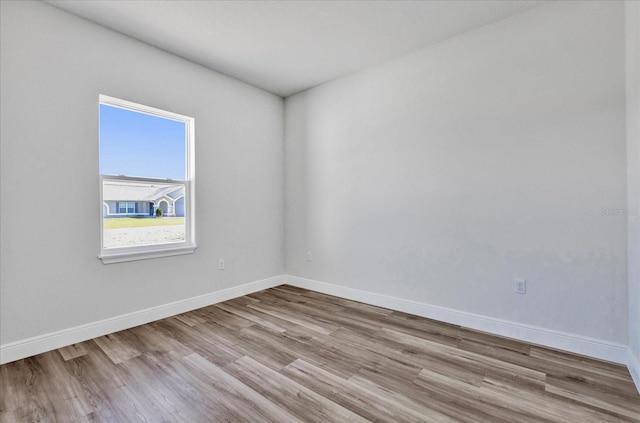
[2,273,632,374]
[284,275,629,365]
[0,275,284,365]
[629,349,640,394]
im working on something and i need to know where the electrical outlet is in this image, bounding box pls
[514,279,526,294]
[306,251,312,262]
[218,259,225,270]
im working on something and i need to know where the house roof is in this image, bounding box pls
[103,180,184,202]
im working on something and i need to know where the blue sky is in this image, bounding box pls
[100,104,186,180]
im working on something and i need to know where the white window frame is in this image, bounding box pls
[98,95,196,264]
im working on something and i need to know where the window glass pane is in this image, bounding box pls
[99,104,186,180]
[103,180,186,249]
[98,96,194,262]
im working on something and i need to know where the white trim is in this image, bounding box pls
[2,273,632,376]
[99,94,193,123]
[99,244,197,264]
[629,348,640,394]
[0,275,284,365]
[284,275,629,365]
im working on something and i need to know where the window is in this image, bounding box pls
[118,202,136,214]
[98,95,196,264]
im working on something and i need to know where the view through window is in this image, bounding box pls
[99,95,195,263]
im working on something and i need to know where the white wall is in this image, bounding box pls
[285,1,627,345]
[626,0,640,387]
[0,1,284,346]
[1,0,634,374]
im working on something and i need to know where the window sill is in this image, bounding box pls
[99,244,196,264]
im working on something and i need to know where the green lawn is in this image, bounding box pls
[104,217,185,230]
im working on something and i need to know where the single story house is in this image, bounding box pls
[102,180,185,218]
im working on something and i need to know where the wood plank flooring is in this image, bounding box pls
[1,285,639,422]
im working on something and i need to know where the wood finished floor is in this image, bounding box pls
[1,285,639,422]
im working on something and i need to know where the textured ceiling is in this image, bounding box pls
[47,0,547,97]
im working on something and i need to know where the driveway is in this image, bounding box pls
[104,225,185,248]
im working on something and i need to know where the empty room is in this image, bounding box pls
[1,0,640,421]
